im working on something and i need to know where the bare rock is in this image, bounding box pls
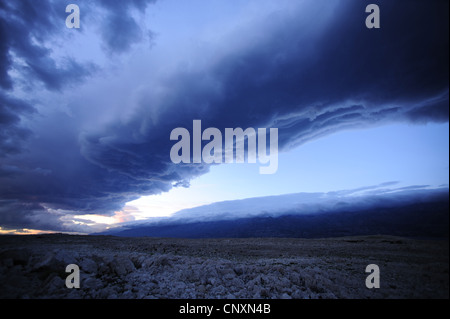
[0,249,30,267]
[108,257,135,276]
[53,250,78,265]
[46,275,65,294]
[32,252,62,272]
[79,257,97,274]
[82,276,103,290]
[280,292,292,299]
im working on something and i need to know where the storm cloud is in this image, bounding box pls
[0,0,448,232]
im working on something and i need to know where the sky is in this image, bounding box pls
[0,0,448,234]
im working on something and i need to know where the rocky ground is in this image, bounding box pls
[0,234,448,299]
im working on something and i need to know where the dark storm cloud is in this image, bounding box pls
[97,0,156,53]
[0,0,448,232]
[202,0,449,150]
[0,200,104,233]
[80,0,448,181]
[0,201,63,232]
[0,0,159,231]
[0,17,12,90]
[0,92,35,156]
[0,0,91,91]
[0,0,156,91]
[0,0,157,154]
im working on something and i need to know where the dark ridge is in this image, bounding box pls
[102,196,449,239]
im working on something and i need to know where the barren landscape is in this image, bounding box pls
[0,234,448,299]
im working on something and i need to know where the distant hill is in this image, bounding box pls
[98,187,449,239]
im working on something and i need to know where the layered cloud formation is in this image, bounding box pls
[0,0,448,232]
[99,183,449,239]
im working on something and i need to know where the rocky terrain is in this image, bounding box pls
[0,234,448,299]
